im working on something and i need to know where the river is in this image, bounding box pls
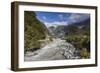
[24,38,80,61]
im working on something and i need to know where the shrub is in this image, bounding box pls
[80,48,90,58]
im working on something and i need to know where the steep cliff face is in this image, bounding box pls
[24,11,50,50]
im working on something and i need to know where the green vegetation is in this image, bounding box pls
[24,11,49,51]
[66,34,89,48]
[80,48,90,58]
[64,25,90,58]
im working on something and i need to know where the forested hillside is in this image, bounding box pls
[24,11,49,51]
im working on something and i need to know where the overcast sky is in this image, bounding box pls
[35,11,90,27]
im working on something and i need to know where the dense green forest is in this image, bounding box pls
[24,11,49,52]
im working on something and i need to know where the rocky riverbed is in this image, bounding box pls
[24,38,80,61]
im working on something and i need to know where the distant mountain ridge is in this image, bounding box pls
[70,18,90,26]
[48,18,90,38]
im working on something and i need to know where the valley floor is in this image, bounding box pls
[24,38,80,61]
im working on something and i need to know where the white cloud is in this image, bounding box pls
[44,21,68,27]
[68,14,90,23]
[58,14,63,20]
[69,14,81,20]
[42,16,46,20]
